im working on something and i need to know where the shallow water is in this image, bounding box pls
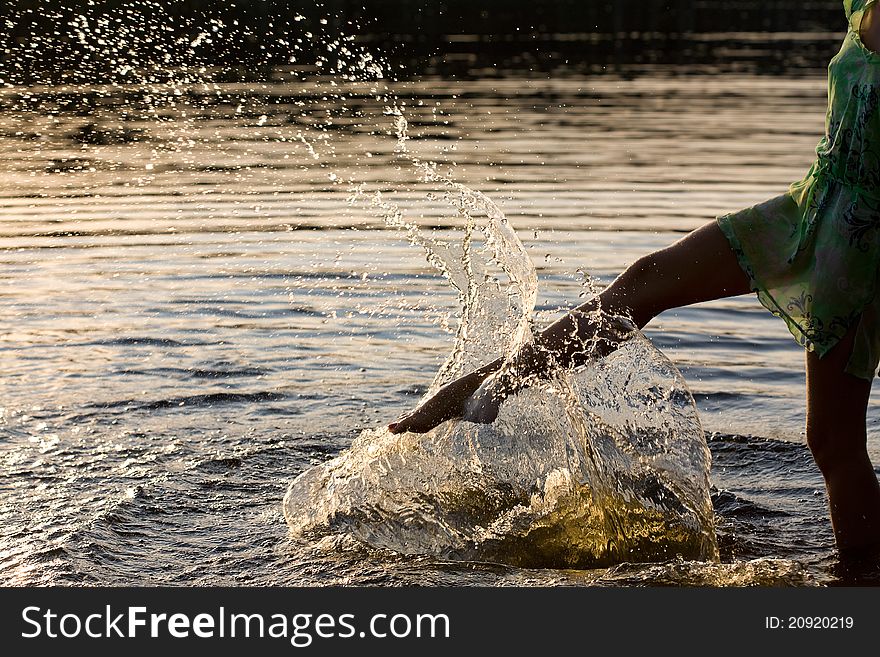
[3,23,880,585]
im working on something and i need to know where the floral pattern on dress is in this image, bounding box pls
[717,1,880,378]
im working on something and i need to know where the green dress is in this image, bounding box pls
[717,0,880,380]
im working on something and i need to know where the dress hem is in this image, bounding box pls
[715,211,854,362]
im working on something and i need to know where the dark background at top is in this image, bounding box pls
[0,1,853,81]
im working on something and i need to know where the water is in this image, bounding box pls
[3,6,880,585]
[284,181,716,568]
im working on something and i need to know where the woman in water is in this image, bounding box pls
[389,1,880,558]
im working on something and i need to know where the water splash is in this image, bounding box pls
[2,0,720,572]
[286,157,718,567]
[350,167,538,394]
[285,338,717,567]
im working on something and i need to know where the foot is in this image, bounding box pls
[388,370,486,434]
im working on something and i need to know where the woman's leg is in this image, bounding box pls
[460,220,753,423]
[598,219,752,327]
[394,219,752,433]
[527,219,753,368]
[805,324,880,555]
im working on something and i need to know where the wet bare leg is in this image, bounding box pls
[391,220,752,433]
[463,220,753,422]
[563,219,753,336]
[805,323,880,555]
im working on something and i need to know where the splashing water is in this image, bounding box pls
[285,150,719,567]
[2,0,723,574]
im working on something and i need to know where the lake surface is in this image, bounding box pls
[2,21,880,585]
